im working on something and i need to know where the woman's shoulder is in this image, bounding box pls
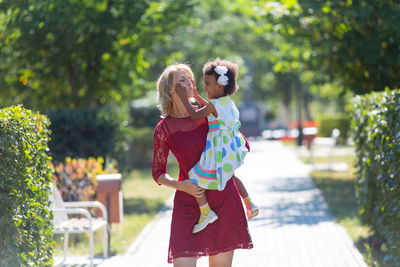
[154,118,167,133]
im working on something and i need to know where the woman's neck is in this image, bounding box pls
[170,95,189,118]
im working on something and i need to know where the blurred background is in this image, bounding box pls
[4,0,397,171]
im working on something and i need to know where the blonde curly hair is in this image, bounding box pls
[156,63,195,118]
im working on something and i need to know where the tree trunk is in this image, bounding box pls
[283,99,291,129]
[303,96,312,121]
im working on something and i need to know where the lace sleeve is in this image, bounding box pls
[152,123,170,185]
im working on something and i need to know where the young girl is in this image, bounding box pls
[175,58,259,233]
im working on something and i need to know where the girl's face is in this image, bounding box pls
[172,70,194,98]
[203,74,224,100]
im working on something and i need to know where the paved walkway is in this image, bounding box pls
[63,140,367,267]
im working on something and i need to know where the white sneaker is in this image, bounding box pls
[192,210,219,233]
[246,202,259,220]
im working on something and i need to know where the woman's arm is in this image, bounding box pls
[157,174,205,198]
[175,83,216,120]
[152,123,205,198]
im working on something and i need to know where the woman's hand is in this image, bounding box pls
[177,180,205,198]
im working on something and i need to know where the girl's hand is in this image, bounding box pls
[177,180,205,198]
[191,78,199,97]
[174,82,188,99]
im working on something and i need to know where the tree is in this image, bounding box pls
[144,0,319,127]
[144,0,277,101]
[0,0,197,109]
[263,0,400,94]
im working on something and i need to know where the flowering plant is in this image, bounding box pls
[52,157,117,201]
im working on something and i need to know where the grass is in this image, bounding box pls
[303,153,386,266]
[53,160,178,257]
[300,154,355,165]
[281,139,297,146]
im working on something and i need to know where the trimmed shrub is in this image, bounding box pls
[131,106,160,128]
[316,114,351,145]
[127,106,160,169]
[129,127,154,169]
[44,106,134,171]
[0,106,54,266]
[351,89,400,266]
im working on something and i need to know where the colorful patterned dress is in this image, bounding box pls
[189,96,248,191]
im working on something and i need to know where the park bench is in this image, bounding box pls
[309,128,341,171]
[50,184,108,267]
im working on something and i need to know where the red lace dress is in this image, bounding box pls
[152,116,253,263]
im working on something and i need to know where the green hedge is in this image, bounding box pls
[45,106,134,170]
[45,107,114,162]
[0,106,54,266]
[131,106,160,128]
[316,114,351,145]
[45,106,160,171]
[351,89,400,266]
[128,127,154,169]
[127,106,160,169]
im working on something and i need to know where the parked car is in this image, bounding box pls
[263,121,318,143]
[262,123,288,140]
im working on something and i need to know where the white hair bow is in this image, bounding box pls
[214,66,229,86]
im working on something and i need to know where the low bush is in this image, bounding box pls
[351,89,400,266]
[131,106,160,128]
[0,106,54,266]
[52,157,116,202]
[128,127,154,169]
[44,106,134,171]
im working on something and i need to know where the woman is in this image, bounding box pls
[152,63,253,266]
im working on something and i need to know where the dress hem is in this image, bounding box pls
[167,242,254,264]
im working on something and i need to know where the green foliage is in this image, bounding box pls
[267,0,400,94]
[129,127,155,169]
[0,106,54,266]
[126,106,160,169]
[316,114,350,145]
[131,106,160,128]
[44,106,133,167]
[145,0,331,121]
[351,89,400,266]
[145,0,277,102]
[0,0,197,109]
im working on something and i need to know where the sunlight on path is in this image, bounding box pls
[99,140,366,267]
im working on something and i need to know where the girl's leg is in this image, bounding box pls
[233,175,259,219]
[173,257,197,267]
[233,175,248,199]
[195,194,208,206]
[193,194,218,233]
[209,250,234,267]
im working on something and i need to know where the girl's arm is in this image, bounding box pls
[175,83,217,120]
[192,84,208,107]
[194,94,208,107]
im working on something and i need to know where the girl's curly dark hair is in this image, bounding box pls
[202,58,239,96]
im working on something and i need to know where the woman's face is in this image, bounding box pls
[172,70,194,98]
